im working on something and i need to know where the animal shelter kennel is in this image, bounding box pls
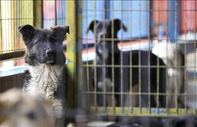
[1,0,197,126]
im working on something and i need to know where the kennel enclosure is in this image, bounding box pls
[0,0,197,123]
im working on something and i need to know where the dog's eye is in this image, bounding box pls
[36,41,43,45]
[36,41,42,45]
[26,111,36,120]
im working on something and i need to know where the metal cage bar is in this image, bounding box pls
[33,0,43,28]
[195,0,197,114]
[66,0,83,122]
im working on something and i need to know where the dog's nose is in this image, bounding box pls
[46,49,54,57]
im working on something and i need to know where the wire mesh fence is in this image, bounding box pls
[81,0,197,121]
[1,0,197,126]
[0,1,33,61]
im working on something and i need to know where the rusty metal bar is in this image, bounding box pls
[67,0,83,122]
[33,0,42,28]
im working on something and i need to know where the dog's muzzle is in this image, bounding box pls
[45,49,55,64]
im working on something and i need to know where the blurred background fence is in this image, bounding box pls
[0,0,197,124]
[1,0,197,65]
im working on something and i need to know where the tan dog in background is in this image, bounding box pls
[0,88,55,127]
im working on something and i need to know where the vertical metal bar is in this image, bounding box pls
[129,0,133,113]
[184,0,187,114]
[67,0,83,122]
[76,0,83,120]
[55,0,57,26]
[156,0,159,111]
[62,1,65,25]
[176,0,180,40]
[2,1,6,54]
[105,0,110,115]
[1,0,4,54]
[4,1,7,53]
[11,0,14,53]
[168,0,174,43]
[167,1,169,110]
[16,0,18,51]
[120,0,123,113]
[67,0,76,112]
[175,0,180,113]
[19,0,21,48]
[111,1,115,113]
[149,0,153,40]
[25,0,27,25]
[9,1,13,55]
[105,0,109,19]
[85,0,89,108]
[165,0,169,112]
[93,0,97,113]
[102,0,106,112]
[21,0,23,47]
[194,0,196,113]
[13,1,16,56]
[6,1,9,53]
[139,0,141,113]
[168,0,180,43]
[19,0,21,49]
[11,1,14,55]
[5,11,8,51]
[13,0,17,87]
[176,0,178,110]
[16,0,18,52]
[33,0,43,28]
[148,0,151,113]
[0,0,0,92]
[0,1,1,55]
[43,0,45,27]
[12,0,14,53]
[27,0,33,45]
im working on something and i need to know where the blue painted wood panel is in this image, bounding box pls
[57,1,67,26]
[82,0,105,41]
[109,1,149,40]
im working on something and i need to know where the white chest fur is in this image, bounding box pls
[26,64,64,118]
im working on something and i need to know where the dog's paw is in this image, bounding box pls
[67,123,74,127]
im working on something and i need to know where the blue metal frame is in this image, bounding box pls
[105,0,110,19]
[149,0,154,41]
[167,0,180,43]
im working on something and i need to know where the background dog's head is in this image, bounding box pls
[86,19,127,58]
[0,88,54,127]
[86,19,127,44]
[18,25,69,66]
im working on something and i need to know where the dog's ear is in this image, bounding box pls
[86,20,99,34]
[18,24,36,45]
[112,19,127,34]
[51,26,69,42]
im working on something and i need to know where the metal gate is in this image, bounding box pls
[66,0,197,122]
